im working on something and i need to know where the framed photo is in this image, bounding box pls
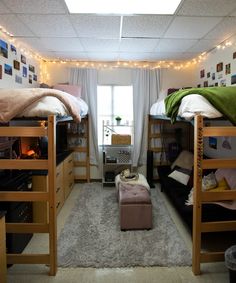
[231,74,236,85]
[13,60,20,70]
[10,44,17,54]
[4,64,12,76]
[216,62,223,72]
[21,54,26,64]
[15,74,22,84]
[33,74,37,81]
[29,64,35,73]
[197,84,201,88]
[203,81,208,87]
[207,72,210,78]
[23,66,27,77]
[215,82,218,86]
[233,52,236,59]
[0,39,8,58]
[0,65,2,79]
[209,137,217,149]
[29,74,32,84]
[225,63,231,75]
[200,69,205,78]
[212,73,215,80]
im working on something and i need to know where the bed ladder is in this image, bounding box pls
[192,115,236,275]
[0,115,57,276]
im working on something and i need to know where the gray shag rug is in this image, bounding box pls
[58,183,191,268]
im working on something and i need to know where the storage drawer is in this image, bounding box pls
[55,183,64,214]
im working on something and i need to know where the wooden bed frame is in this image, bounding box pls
[148,114,236,275]
[0,115,57,275]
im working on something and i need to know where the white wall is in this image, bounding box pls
[0,32,40,88]
[194,34,236,87]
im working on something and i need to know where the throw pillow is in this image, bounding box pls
[209,178,230,192]
[168,166,192,186]
[171,150,194,170]
[215,168,236,190]
[202,172,218,191]
[53,84,82,98]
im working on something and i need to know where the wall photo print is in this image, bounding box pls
[0,39,8,58]
[29,64,35,73]
[4,64,12,76]
[10,44,17,54]
[0,64,2,79]
[200,69,205,78]
[216,62,223,72]
[23,66,27,77]
[225,63,231,75]
[209,137,217,149]
[13,60,20,70]
[21,54,26,64]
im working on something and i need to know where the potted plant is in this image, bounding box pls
[115,116,122,125]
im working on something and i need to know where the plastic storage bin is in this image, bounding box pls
[225,245,236,283]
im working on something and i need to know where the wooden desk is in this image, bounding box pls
[0,211,7,283]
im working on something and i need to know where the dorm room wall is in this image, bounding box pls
[192,34,236,159]
[45,64,196,179]
[0,32,40,88]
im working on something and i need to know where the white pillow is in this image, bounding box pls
[168,167,191,186]
[171,150,194,170]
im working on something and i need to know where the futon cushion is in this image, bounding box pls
[168,166,192,186]
[171,150,194,170]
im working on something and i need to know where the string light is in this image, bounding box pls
[0,25,235,71]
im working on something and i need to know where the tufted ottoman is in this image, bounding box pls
[117,179,152,230]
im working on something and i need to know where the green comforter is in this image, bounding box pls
[165,87,236,125]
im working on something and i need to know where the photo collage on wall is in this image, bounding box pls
[0,37,38,84]
[198,50,236,87]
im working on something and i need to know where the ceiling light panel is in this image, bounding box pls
[65,0,182,15]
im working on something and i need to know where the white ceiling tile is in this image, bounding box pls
[177,0,236,16]
[119,38,159,52]
[186,39,220,53]
[18,37,47,52]
[122,15,172,38]
[0,15,34,36]
[147,52,199,60]
[80,38,119,52]
[40,38,84,52]
[70,15,120,39]
[204,17,236,41]
[0,1,11,13]
[87,52,119,61]
[18,15,76,37]
[164,16,223,39]
[118,52,154,61]
[2,0,67,14]
[41,51,89,60]
[155,39,198,52]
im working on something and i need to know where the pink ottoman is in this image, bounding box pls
[118,183,152,230]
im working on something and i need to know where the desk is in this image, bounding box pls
[0,211,7,283]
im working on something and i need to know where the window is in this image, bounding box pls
[97,85,133,145]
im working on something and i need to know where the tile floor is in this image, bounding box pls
[7,184,230,283]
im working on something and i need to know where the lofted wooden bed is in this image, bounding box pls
[0,87,89,276]
[0,115,58,275]
[192,115,236,275]
[148,86,236,274]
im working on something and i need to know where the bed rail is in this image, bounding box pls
[0,115,57,276]
[192,115,236,275]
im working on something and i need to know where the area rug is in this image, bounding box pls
[58,183,191,268]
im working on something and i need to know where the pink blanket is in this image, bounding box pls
[0,88,82,123]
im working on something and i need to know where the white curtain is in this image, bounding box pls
[69,68,99,165]
[132,68,161,167]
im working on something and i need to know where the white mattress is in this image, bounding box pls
[150,94,222,120]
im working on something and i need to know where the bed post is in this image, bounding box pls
[47,115,57,275]
[192,115,203,275]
